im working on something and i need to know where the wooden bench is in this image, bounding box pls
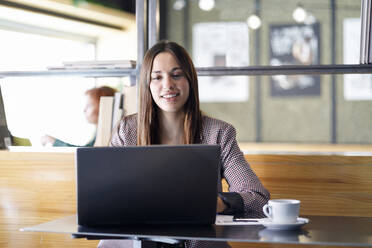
[0,150,98,248]
[228,153,372,248]
[1,150,372,248]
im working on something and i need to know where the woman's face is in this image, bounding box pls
[149,52,190,115]
[84,94,99,124]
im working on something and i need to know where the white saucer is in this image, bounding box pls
[258,217,309,230]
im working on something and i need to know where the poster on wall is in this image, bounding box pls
[193,22,249,102]
[343,18,372,101]
[269,23,321,97]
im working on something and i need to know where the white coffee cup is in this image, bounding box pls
[262,199,300,223]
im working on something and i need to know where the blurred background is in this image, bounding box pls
[0,0,371,146]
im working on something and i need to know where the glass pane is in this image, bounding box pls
[199,76,255,142]
[1,77,95,146]
[0,29,95,70]
[1,76,127,147]
[198,73,372,144]
[338,74,372,144]
[0,2,136,147]
[160,0,361,66]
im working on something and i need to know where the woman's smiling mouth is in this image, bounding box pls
[162,93,180,99]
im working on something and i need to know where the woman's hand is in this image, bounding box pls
[217,196,227,213]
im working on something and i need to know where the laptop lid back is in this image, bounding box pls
[76,145,220,226]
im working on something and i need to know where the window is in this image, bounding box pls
[0,2,136,146]
[159,0,372,144]
[0,28,96,145]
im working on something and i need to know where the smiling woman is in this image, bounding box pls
[150,52,190,116]
[106,40,270,248]
[137,41,202,145]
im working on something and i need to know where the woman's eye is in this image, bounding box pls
[172,74,183,79]
[151,76,161,81]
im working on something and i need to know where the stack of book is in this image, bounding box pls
[94,92,124,147]
[47,60,136,70]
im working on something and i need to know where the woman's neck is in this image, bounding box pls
[158,111,185,145]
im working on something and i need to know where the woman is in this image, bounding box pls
[41,86,116,147]
[101,41,270,248]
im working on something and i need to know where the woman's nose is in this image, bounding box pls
[162,75,175,89]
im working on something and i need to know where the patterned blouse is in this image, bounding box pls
[99,114,270,248]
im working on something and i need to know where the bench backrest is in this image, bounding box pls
[222,154,372,217]
[2,151,372,248]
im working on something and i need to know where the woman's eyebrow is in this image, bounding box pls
[171,67,182,72]
[151,67,182,74]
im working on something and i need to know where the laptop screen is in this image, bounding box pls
[76,145,220,226]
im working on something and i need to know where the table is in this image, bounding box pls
[20,215,372,247]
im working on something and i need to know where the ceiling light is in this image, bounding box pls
[293,5,307,23]
[173,0,186,11]
[304,13,316,25]
[247,14,262,30]
[199,0,215,11]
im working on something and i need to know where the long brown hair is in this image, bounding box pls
[137,40,202,145]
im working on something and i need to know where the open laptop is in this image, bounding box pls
[76,145,220,226]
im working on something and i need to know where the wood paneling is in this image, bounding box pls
[0,151,98,248]
[2,150,372,248]
[222,154,372,217]
[227,154,372,248]
[250,154,372,217]
[239,142,372,153]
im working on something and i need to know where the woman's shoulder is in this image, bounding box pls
[202,115,234,131]
[117,113,137,136]
[111,114,137,146]
[201,115,236,143]
[121,113,137,127]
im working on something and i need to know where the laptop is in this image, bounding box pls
[76,145,220,226]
